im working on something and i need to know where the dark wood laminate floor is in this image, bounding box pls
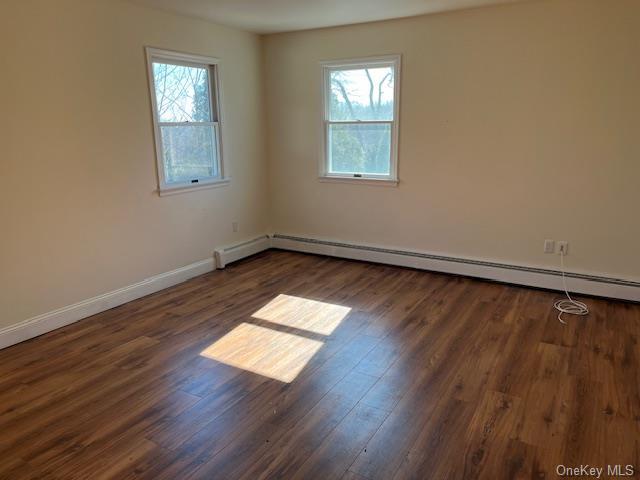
[1,250,639,479]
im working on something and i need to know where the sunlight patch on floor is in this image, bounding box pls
[251,294,351,335]
[200,322,324,383]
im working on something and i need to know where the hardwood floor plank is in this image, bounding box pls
[391,397,475,480]
[290,402,389,480]
[459,390,523,479]
[349,286,504,479]
[0,250,637,479]
[210,370,380,480]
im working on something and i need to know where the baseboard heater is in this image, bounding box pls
[270,234,640,302]
[4,233,636,351]
[214,235,272,269]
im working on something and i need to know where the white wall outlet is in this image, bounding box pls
[232,222,239,233]
[544,239,555,254]
[558,241,569,255]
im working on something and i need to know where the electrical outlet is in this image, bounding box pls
[544,239,555,254]
[558,241,569,255]
[232,222,239,233]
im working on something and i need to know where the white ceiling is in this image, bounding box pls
[129,0,528,34]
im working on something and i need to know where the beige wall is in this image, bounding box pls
[264,0,640,282]
[0,0,269,328]
[2,0,639,332]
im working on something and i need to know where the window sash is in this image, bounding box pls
[158,121,218,127]
[152,61,215,123]
[326,120,393,125]
[326,64,396,123]
[325,121,394,177]
[158,123,222,185]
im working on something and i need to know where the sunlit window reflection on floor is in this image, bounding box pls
[251,294,351,336]
[200,322,324,383]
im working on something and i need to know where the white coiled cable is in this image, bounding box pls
[554,251,589,324]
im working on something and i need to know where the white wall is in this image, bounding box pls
[263,0,640,282]
[0,0,269,328]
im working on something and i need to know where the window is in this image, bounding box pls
[321,56,400,184]
[146,48,227,194]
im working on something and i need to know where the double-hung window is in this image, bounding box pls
[146,48,227,194]
[321,55,400,184]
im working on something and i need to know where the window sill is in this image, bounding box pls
[318,176,398,187]
[158,178,231,196]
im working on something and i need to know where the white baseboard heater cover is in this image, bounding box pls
[214,235,272,269]
[271,234,640,302]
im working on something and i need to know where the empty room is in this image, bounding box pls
[1,0,639,478]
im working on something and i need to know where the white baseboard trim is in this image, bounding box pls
[0,258,215,351]
[214,235,272,269]
[271,234,640,302]
[1,233,276,351]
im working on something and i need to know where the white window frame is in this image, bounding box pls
[145,47,229,196]
[319,55,401,186]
